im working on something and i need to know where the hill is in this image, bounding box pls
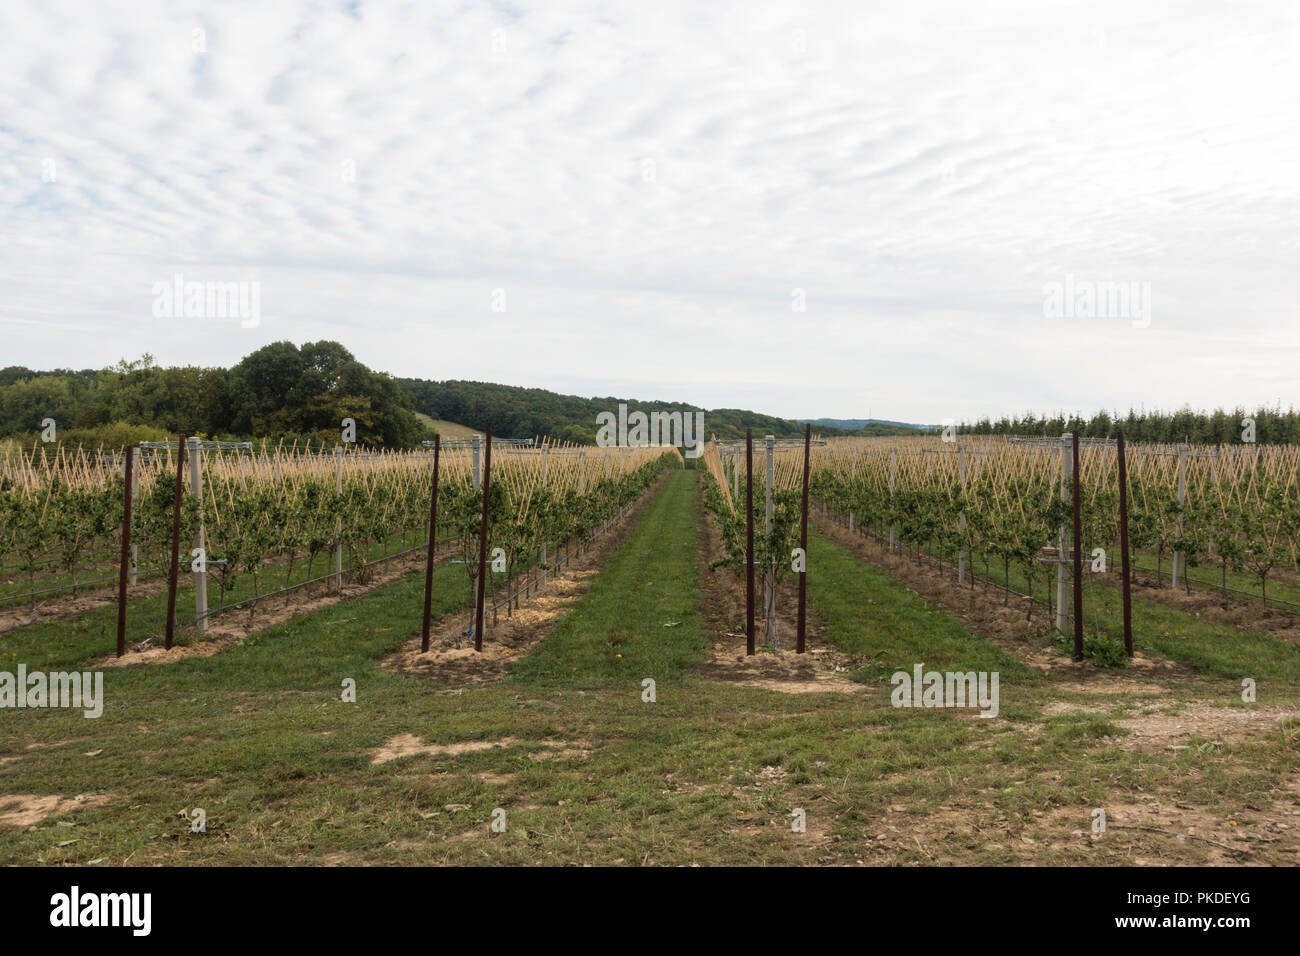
[798,417,934,436]
[397,378,837,444]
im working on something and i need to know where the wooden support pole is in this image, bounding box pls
[334,446,344,589]
[1172,443,1188,588]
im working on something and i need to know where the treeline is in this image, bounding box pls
[0,342,840,450]
[0,342,428,448]
[957,406,1300,444]
[397,378,827,443]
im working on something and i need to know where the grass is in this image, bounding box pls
[831,516,1300,688]
[805,529,1034,684]
[413,413,479,439]
[1,471,1297,866]
[509,470,706,687]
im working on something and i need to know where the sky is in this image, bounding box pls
[1,0,1298,424]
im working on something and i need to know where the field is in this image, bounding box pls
[1,439,1298,866]
[412,413,479,439]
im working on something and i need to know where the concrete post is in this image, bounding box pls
[472,434,483,492]
[888,445,898,549]
[1172,443,1188,588]
[188,438,207,634]
[848,448,858,533]
[1056,433,1071,633]
[958,443,967,585]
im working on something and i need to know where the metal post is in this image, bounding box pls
[1072,431,1084,662]
[1207,446,1218,559]
[334,446,344,589]
[188,437,207,634]
[1117,431,1134,657]
[421,435,441,652]
[1056,433,1070,633]
[1172,443,1187,588]
[474,430,493,652]
[116,445,134,658]
[164,435,187,649]
[764,434,776,647]
[745,429,755,656]
[797,424,810,654]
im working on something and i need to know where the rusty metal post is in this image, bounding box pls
[1172,442,1188,588]
[116,445,134,658]
[1117,431,1134,657]
[421,435,441,652]
[1072,431,1084,662]
[797,424,811,654]
[474,430,493,652]
[745,429,755,656]
[164,435,187,649]
[334,446,344,589]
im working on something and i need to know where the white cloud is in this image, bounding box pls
[2,0,1297,422]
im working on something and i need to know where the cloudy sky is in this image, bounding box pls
[2,0,1297,423]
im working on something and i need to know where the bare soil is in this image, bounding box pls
[0,792,113,829]
[0,576,172,635]
[694,481,863,694]
[1122,571,1300,645]
[90,543,459,668]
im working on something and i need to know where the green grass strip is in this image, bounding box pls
[806,529,1034,684]
[510,471,707,688]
